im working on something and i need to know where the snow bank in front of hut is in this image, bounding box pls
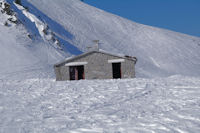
[0,76,200,133]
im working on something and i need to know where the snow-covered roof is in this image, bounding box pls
[54,50,137,67]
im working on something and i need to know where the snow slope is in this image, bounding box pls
[24,0,200,78]
[0,77,200,132]
[0,1,66,79]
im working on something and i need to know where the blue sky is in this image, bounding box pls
[84,0,200,37]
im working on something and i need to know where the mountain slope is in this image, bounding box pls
[26,0,200,77]
[1,0,200,78]
[0,1,65,79]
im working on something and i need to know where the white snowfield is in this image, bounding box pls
[0,76,200,133]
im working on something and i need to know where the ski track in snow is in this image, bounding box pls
[0,77,200,133]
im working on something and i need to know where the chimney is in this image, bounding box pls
[93,40,100,51]
[87,40,101,51]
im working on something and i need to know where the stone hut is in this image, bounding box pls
[54,50,137,81]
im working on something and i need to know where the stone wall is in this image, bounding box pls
[54,52,135,80]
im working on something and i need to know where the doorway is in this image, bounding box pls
[112,63,121,79]
[69,65,85,80]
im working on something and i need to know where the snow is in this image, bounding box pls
[108,59,125,63]
[15,3,46,38]
[65,62,88,66]
[0,20,64,79]
[0,77,200,132]
[0,1,66,80]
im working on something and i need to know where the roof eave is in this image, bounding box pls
[54,50,137,67]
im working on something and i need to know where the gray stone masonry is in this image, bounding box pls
[54,51,136,81]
